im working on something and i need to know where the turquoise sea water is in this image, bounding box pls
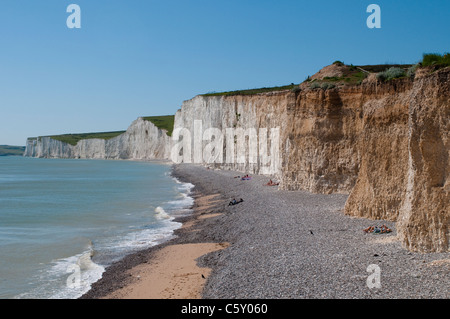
[0,157,194,299]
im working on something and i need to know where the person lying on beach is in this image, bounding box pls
[363,225,392,234]
[265,179,279,186]
[229,198,244,206]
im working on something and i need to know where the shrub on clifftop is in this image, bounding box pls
[421,53,450,68]
[376,67,406,81]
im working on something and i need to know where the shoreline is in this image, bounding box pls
[97,192,230,299]
[80,165,229,299]
[81,164,449,299]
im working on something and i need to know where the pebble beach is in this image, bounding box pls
[81,164,449,299]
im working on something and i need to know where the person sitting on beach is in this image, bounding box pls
[265,179,279,186]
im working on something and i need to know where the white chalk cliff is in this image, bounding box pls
[24,117,172,160]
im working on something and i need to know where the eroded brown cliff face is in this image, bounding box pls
[281,88,362,194]
[175,66,448,252]
[342,79,413,222]
[342,68,449,252]
[286,68,448,252]
[396,68,449,252]
[287,67,448,253]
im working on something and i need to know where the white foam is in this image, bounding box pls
[16,244,105,299]
[49,245,105,299]
[155,206,171,220]
[172,177,195,190]
[167,179,195,214]
[167,193,194,210]
[107,220,182,255]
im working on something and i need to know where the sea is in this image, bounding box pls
[0,156,194,299]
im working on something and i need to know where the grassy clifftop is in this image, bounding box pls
[29,116,175,147]
[142,115,174,136]
[200,53,449,96]
[0,145,25,156]
[202,84,300,97]
[37,131,126,146]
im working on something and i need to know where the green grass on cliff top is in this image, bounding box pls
[200,63,415,96]
[201,84,300,97]
[200,61,422,96]
[142,115,174,136]
[42,131,126,146]
[421,53,450,68]
[32,115,175,146]
[0,145,25,156]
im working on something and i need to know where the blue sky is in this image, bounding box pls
[1,0,449,145]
